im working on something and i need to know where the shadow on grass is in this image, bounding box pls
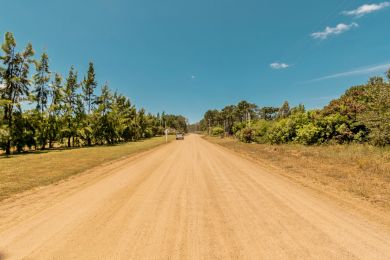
[0,138,154,159]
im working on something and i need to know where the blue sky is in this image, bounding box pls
[1,0,389,122]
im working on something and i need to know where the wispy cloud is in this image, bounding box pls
[191,75,196,79]
[311,23,358,40]
[270,62,290,69]
[342,2,390,17]
[304,63,390,83]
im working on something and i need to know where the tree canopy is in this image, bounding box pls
[0,32,187,155]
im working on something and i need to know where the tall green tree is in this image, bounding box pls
[33,52,50,113]
[82,62,97,114]
[63,66,79,147]
[47,73,63,148]
[82,62,97,145]
[32,52,51,149]
[0,32,34,155]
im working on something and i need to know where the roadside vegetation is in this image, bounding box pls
[199,72,390,216]
[0,32,187,156]
[0,135,174,201]
[198,72,390,146]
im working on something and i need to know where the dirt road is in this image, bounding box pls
[1,134,390,259]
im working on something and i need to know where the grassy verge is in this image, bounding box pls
[205,136,390,212]
[0,136,174,201]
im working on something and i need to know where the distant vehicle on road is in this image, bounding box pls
[176,133,184,140]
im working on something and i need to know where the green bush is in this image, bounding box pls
[232,122,246,135]
[211,126,224,137]
[237,127,256,143]
[251,120,273,143]
[295,123,322,145]
[267,118,297,144]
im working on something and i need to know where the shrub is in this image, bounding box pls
[267,118,297,144]
[232,122,246,135]
[211,126,224,137]
[251,120,273,143]
[295,123,322,145]
[238,127,256,143]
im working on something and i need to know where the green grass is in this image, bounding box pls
[0,136,173,201]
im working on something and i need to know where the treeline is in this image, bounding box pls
[0,32,187,155]
[200,71,390,146]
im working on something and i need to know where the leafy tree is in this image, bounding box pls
[259,106,279,120]
[235,100,257,124]
[0,32,188,154]
[0,32,34,155]
[357,77,390,146]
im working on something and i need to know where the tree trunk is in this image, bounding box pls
[68,137,71,147]
[5,140,11,155]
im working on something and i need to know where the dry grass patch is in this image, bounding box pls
[0,136,173,201]
[205,136,390,211]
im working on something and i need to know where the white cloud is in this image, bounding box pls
[270,62,290,69]
[305,63,390,83]
[342,2,390,17]
[311,23,358,40]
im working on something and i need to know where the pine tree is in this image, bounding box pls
[63,66,79,147]
[33,52,50,113]
[48,73,63,148]
[33,52,51,149]
[82,62,97,145]
[82,62,97,114]
[0,32,34,154]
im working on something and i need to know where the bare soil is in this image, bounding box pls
[0,134,389,259]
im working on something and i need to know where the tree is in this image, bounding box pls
[0,32,34,155]
[220,105,236,134]
[235,100,257,124]
[82,62,97,114]
[32,52,51,149]
[63,66,79,147]
[0,32,187,154]
[358,77,390,145]
[33,52,50,113]
[277,101,291,119]
[47,73,63,148]
[81,62,97,146]
[259,106,279,120]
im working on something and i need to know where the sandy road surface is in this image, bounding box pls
[0,134,390,259]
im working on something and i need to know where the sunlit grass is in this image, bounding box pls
[0,136,173,201]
